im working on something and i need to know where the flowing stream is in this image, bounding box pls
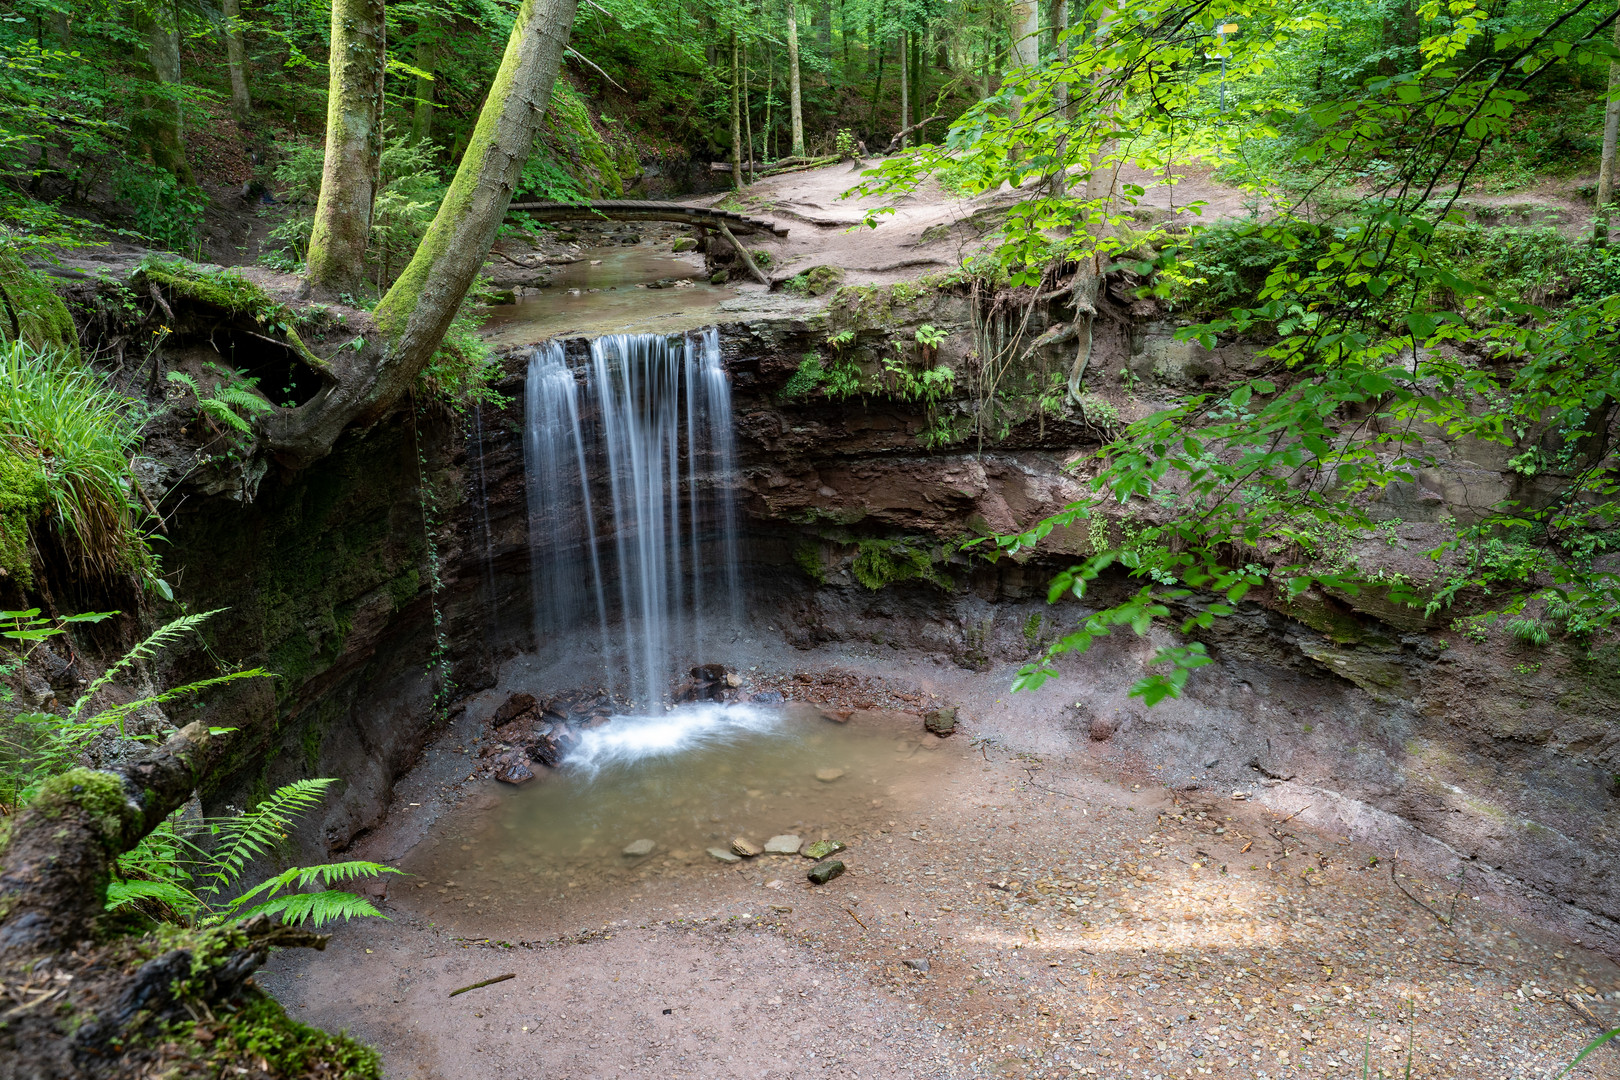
[523,328,742,709]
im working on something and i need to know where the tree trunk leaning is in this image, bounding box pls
[306,0,386,294]
[788,1,806,158]
[222,0,252,118]
[263,0,580,467]
[1595,15,1620,245]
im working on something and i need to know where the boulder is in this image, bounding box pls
[672,237,699,253]
[806,859,846,885]
[494,692,538,726]
[764,834,802,855]
[924,706,958,737]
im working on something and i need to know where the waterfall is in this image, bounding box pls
[523,329,742,708]
[469,402,498,631]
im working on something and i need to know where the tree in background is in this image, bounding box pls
[305,0,387,294]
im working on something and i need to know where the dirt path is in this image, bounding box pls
[264,644,1620,1080]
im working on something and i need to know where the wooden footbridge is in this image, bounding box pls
[505,199,788,237]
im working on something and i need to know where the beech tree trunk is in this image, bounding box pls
[133,7,195,186]
[1049,0,1068,196]
[305,0,386,294]
[730,32,743,189]
[262,0,579,466]
[787,0,806,158]
[899,30,910,147]
[1010,0,1039,70]
[1596,16,1620,244]
[222,0,252,118]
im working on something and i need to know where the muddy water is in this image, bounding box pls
[479,247,735,345]
[395,704,953,933]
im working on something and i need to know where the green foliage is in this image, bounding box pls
[0,451,47,584]
[154,991,383,1078]
[852,537,951,591]
[792,541,826,585]
[110,777,399,929]
[0,340,146,582]
[0,252,78,358]
[779,353,863,401]
[167,366,276,449]
[112,163,209,254]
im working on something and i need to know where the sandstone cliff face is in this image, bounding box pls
[164,294,1619,955]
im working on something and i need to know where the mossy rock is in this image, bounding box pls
[0,449,48,585]
[0,253,78,360]
[803,265,845,296]
[672,237,699,253]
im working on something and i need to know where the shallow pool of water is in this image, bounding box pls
[479,246,735,345]
[397,703,949,927]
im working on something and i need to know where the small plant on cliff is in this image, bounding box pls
[0,608,270,809]
[110,777,400,928]
[166,366,276,450]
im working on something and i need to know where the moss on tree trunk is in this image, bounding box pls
[305,0,385,294]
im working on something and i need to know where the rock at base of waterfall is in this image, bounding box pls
[731,837,763,857]
[708,847,742,863]
[764,834,802,855]
[924,706,958,737]
[623,838,656,857]
[815,767,845,782]
[725,672,742,688]
[819,707,853,724]
[675,664,731,704]
[493,692,538,726]
[803,839,846,859]
[902,958,930,973]
[807,859,846,885]
[751,689,785,704]
[494,753,535,785]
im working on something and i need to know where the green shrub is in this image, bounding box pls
[852,538,950,591]
[0,342,146,581]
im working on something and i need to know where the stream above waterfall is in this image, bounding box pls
[479,247,736,345]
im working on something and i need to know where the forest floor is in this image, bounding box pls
[261,641,1620,1080]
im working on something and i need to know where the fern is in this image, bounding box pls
[92,668,271,735]
[71,608,229,716]
[200,777,336,898]
[223,861,401,926]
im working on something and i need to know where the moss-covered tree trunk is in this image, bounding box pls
[131,7,196,187]
[1595,16,1620,245]
[0,725,215,957]
[222,0,252,118]
[787,1,805,158]
[306,0,386,294]
[262,0,578,466]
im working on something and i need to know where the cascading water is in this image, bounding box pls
[523,328,742,709]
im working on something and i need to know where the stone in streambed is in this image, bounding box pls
[815,767,845,782]
[902,958,930,973]
[807,859,846,885]
[672,237,699,253]
[764,834,802,855]
[494,753,535,785]
[493,692,538,726]
[924,706,958,737]
[708,847,742,863]
[802,840,845,859]
[732,837,762,857]
[623,839,656,857]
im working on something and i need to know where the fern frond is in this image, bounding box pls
[212,385,275,416]
[197,398,253,433]
[106,877,203,914]
[201,778,335,896]
[90,668,272,733]
[234,889,384,928]
[71,609,229,717]
[165,371,200,394]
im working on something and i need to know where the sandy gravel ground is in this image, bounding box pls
[262,648,1620,1080]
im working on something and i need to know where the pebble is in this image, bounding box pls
[803,839,846,859]
[902,958,930,973]
[764,834,803,855]
[706,847,741,863]
[732,837,763,857]
[622,839,656,857]
[815,767,846,782]
[807,859,846,885]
